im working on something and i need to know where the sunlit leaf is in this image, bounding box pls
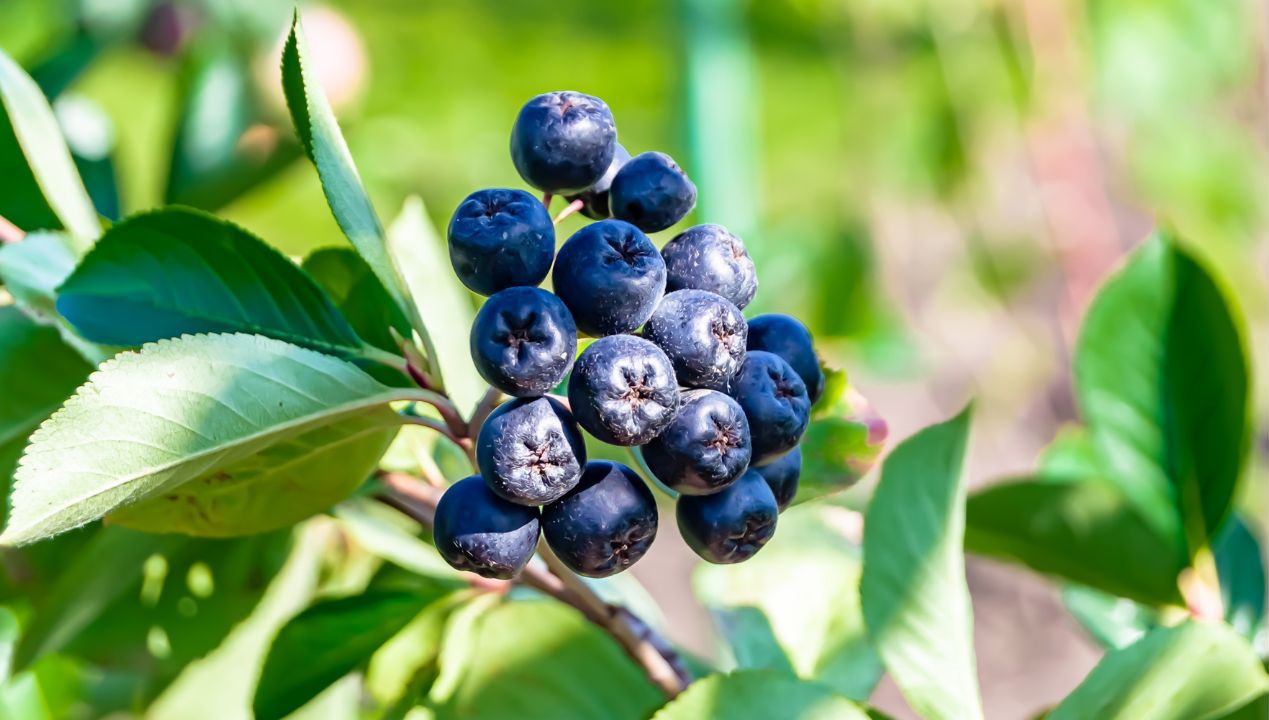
[651,670,869,720]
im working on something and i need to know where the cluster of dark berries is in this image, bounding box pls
[433,91,825,581]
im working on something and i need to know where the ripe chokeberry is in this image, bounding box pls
[640,389,751,496]
[470,287,577,397]
[661,224,758,310]
[746,314,825,404]
[510,91,617,194]
[642,289,747,392]
[447,188,554,296]
[568,334,680,446]
[433,475,540,579]
[729,351,811,465]
[676,469,778,564]
[754,446,801,511]
[552,219,666,337]
[609,151,697,233]
[542,461,658,577]
[566,143,631,220]
[476,396,587,506]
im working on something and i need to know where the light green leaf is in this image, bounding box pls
[332,499,460,580]
[1075,234,1249,556]
[696,504,881,700]
[1061,584,1156,650]
[966,477,1185,606]
[280,13,427,359]
[0,48,97,248]
[365,596,457,708]
[797,370,887,506]
[56,207,390,367]
[0,308,92,517]
[860,406,983,720]
[386,197,485,414]
[431,600,663,720]
[1,333,419,546]
[652,670,869,720]
[1049,622,1268,720]
[0,654,84,720]
[254,589,447,720]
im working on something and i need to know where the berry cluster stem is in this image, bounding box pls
[0,214,25,244]
[377,465,688,698]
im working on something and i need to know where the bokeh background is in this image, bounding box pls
[2,0,1267,716]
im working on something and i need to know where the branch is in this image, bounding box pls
[376,471,688,697]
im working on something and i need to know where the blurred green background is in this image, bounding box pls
[1,0,1266,716]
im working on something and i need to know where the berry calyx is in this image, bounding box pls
[470,287,577,397]
[568,334,681,446]
[476,396,587,506]
[542,461,658,577]
[640,389,752,495]
[642,289,747,392]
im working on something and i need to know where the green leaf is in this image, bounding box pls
[385,197,486,414]
[966,477,1186,606]
[0,232,112,364]
[1,333,418,545]
[1214,515,1265,640]
[0,308,92,519]
[1049,622,1268,720]
[796,370,887,506]
[302,247,411,355]
[860,406,983,720]
[0,654,85,720]
[331,499,460,580]
[1075,234,1249,556]
[365,596,457,708]
[254,589,445,720]
[1060,585,1156,650]
[0,47,97,248]
[56,207,387,365]
[431,600,663,720]
[651,670,869,720]
[280,13,426,355]
[696,504,881,700]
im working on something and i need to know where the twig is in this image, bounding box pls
[0,214,24,244]
[376,471,688,697]
[467,386,503,439]
[553,198,584,225]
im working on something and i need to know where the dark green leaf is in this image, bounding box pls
[1075,234,1249,556]
[281,13,425,346]
[651,670,869,720]
[431,600,663,720]
[1049,622,1268,720]
[966,477,1186,606]
[1214,515,1265,640]
[254,589,445,720]
[0,48,97,247]
[56,207,390,365]
[861,406,983,720]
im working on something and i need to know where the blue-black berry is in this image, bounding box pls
[728,351,810,465]
[662,224,758,310]
[566,143,631,220]
[640,389,751,496]
[433,475,540,579]
[568,334,680,446]
[552,219,666,337]
[676,469,777,564]
[642,289,747,392]
[746,314,825,404]
[755,446,801,511]
[447,188,554,296]
[542,461,658,577]
[477,396,587,506]
[609,151,697,233]
[511,91,617,194]
[470,287,577,397]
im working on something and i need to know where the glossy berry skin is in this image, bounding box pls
[447,188,554,296]
[755,446,801,511]
[676,469,778,564]
[661,224,758,310]
[568,335,680,446]
[643,290,747,392]
[552,220,666,337]
[746,314,825,403]
[477,396,587,506]
[641,389,751,496]
[510,91,617,194]
[728,351,811,465]
[433,476,540,579]
[470,287,577,397]
[566,144,631,220]
[609,151,697,233]
[542,461,658,577]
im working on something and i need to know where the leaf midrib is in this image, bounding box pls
[5,387,423,543]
